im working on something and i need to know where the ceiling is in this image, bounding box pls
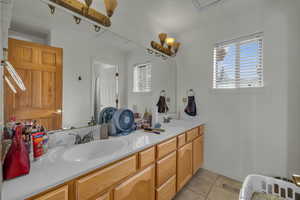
[10,0,229,49]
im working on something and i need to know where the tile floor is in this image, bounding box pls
[174,169,242,200]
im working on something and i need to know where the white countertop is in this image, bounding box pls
[2,119,204,200]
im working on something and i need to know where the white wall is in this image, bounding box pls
[286,0,300,177]
[176,0,291,181]
[126,50,177,114]
[50,28,127,128]
[8,30,47,45]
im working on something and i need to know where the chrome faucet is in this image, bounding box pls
[68,132,94,145]
[81,132,94,144]
[68,133,82,144]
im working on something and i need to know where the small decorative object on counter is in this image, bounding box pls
[100,123,109,139]
[135,108,152,129]
[154,123,162,129]
[43,133,49,154]
[184,89,197,116]
[3,125,30,180]
[143,128,165,135]
[32,132,45,161]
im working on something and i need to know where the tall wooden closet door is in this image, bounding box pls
[4,38,62,130]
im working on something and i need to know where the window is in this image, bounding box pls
[213,33,263,89]
[133,63,152,92]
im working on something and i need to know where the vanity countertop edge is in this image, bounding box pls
[2,119,205,200]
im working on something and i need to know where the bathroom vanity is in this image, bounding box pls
[3,120,204,200]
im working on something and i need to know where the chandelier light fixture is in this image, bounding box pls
[46,0,118,31]
[151,33,181,57]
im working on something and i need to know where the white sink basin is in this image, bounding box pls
[63,138,128,162]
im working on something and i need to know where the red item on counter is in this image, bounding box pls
[32,132,45,160]
[3,125,30,180]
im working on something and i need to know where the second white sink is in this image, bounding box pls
[63,138,128,162]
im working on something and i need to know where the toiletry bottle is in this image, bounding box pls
[43,133,49,154]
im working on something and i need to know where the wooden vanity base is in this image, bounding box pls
[27,125,204,200]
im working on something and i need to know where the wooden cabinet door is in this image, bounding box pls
[5,38,62,130]
[193,135,204,174]
[177,142,193,191]
[34,185,68,200]
[114,165,155,200]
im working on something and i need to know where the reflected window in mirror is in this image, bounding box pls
[133,63,152,93]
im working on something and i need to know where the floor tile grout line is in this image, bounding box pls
[204,175,220,200]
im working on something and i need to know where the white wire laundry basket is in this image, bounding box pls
[240,175,300,200]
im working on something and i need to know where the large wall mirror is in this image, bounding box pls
[4,0,177,131]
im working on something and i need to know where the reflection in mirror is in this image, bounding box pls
[4,0,177,131]
[91,60,119,122]
[126,48,177,116]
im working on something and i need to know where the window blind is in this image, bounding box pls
[133,63,152,92]
[213,33,263,89]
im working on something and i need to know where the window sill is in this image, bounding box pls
[209,86,266,95]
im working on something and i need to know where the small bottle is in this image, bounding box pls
[42,133,49,154]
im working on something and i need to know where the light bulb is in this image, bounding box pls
[166,38,175,46]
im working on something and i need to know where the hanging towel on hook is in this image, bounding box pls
[185,96,197,116]
[157,96,169,113]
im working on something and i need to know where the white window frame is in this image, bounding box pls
[133,62,152,93]
[213,32,264,89]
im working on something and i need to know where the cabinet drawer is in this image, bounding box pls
[177,134,186,148]
[114,165,155,200]
[156,176,176,200]
[95,192,110,200]
[34,185,68,200]
[139,147,155,169]
[156,151,177,187]
[76,155,137,200]
[157,138,177,159]
[186,128,199,142]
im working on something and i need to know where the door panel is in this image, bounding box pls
[177,142,193,191]
[5,38,62,130]
[193,135,204,174]
[15,69,31,108]
[31,70,43,108]
[42,71,56,108]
